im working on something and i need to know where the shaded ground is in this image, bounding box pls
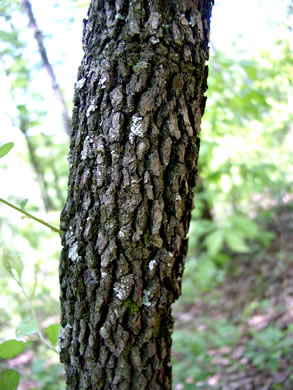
[173,207,293,389]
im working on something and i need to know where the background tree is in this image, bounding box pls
[21,0,72,136]
[59,0,213,388]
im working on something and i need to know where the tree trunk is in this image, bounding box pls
[18,109,55,212]
[59,1,213,389]
[22,0,72,136]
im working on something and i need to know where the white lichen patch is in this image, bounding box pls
[188,11,198,28]
[81,135,94,160]
[118,229,126,239]
[101,271,107,278]
[68,242,80,262]
[150,36,159,45]
[95,166,104,187]
[129,114,144,144]
[65,226,75,246]
[133,61,148,75]
[149,11,161,31]
[180,14,189,26]
[128,8,140,35]
[114,283,127,300]
[149,259,156,271]
[86,103,97,118]
[95,137,105,153]
[113,275,134,300]
[111,150,120,159]
[142,290,151,307]
[58,323,72,348]
[99,326,108,339]
[176,194,182,201]
[109,112,123,142]
[115,13,125,21]
[58,326,65,341]
[98,72,109,89]
[75,78,86,90]
[144,171,150,184]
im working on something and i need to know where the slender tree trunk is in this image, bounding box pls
[21,0,72,136]
[18,114,55,212]
[60,1,213,389]
[23,131,55,211]
[40,132,66,207]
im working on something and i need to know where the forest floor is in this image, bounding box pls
[173,206,293,390]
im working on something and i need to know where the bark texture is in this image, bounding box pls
[60,0,213,388]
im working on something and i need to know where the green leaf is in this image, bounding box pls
[2,249,23,281]
[213,253,231,266]
[44,324,60,346]
[229,214,259,238]
[0,142,14,159]
[193,219,215,236]
[16,318,38,338]
[20,198,28,209]
[194,256,218,292]
[0,369,19,390]
[204,230,224,256]
[224,230,250,253]
[0,340,25,359]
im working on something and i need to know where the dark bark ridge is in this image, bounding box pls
[60,0,213,389]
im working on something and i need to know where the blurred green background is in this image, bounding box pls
[0,0,292,389]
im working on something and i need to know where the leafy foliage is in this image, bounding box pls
[0,340,26,359]
[0,369,19,390]
[0,143,14,159]
[0,0,292,388]
[245,325,293,371]
[45,324,60,347]
[173,319,240,385]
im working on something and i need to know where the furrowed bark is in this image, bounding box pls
[59,0,213,388]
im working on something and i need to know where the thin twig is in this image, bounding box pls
[12,275,59,354]
[0,197,61,234]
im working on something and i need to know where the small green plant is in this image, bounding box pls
[0,247,60,390]
[245,325,293,371]
[181,254,225,301]
[0,143,61,390]
[31,360,64,390]
[172,319,239,387]
[172,329,212,385]
[190,213,268,260]
[241,299,270,321]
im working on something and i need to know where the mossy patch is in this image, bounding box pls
[123,299,139,315]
